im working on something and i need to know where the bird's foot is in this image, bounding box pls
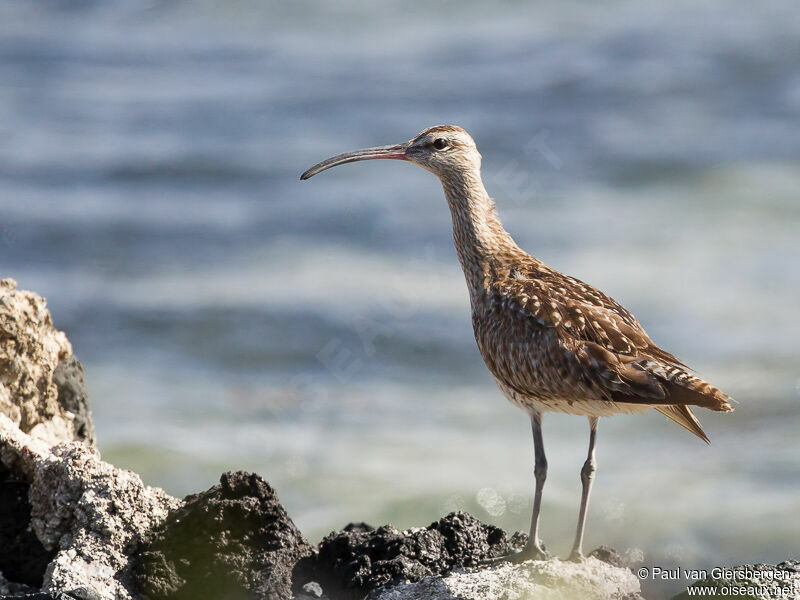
[481,542,549,566]
[567,549,586,563]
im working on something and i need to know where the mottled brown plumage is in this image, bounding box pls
[472,242,731,436]
[301,124,733,562]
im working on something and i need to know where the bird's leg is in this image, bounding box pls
[569,416,598,562]
[524,411,549,559]
[482,412,549,565]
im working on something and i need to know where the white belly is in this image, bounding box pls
[495,379,652,418]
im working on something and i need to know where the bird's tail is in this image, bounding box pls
[643,360,735,412]
[655,405,710,444]
[664,371,735,412]
[647,364,734,443]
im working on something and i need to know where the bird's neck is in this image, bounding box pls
[440,169,521,300]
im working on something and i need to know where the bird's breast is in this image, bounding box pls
[472,305,560,398]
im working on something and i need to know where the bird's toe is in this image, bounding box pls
[481,542,549,566]
[567,550,586,563]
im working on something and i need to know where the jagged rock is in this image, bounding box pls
[0,415,180,599]
[52,356,94,447]
[0,282,309,599]
[134,471,313,600]
[295,512,526,599]
[367,557,644,600]
[0,279,94,446]
[673,561,800,600]
[0,280,98,594]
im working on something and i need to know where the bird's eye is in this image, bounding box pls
[432,138,448,150]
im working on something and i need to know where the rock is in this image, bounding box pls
[0,465,54,590]
[589,545,626,568]
[0,590,91,600]
[367,557,644,600]
[0,279,94,446]
[299,582,325,598]
[0,414,180,599]
[0,282,310,599]
[0,405,647,600]
[296,512,525,599]
[0,570,39,597]
[52,356,94,447]
[673,560,800,600]
[0,279,768,600]
[134,471,313,600]
[297,515,646,600]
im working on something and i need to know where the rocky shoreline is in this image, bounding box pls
[0,279,794,599]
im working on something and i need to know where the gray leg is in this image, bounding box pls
[482,411,549,565]
[569,416,598,561]
[524,411,548,558]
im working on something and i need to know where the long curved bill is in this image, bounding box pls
[300,142,409,180]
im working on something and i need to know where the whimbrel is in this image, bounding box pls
[301,125,733,562]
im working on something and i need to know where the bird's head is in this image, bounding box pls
[300,125,481,181]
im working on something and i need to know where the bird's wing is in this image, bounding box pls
[493,267,732,413]
[497,268,666,362]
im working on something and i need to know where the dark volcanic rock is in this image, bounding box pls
[52,356,95,447]
[0,466,55,589]
[135,471,312,600]
[589,545,626,568]
[296,511,525,599]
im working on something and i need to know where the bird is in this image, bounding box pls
[300,125,733,563]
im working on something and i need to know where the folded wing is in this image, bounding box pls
[493,266,733,441]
